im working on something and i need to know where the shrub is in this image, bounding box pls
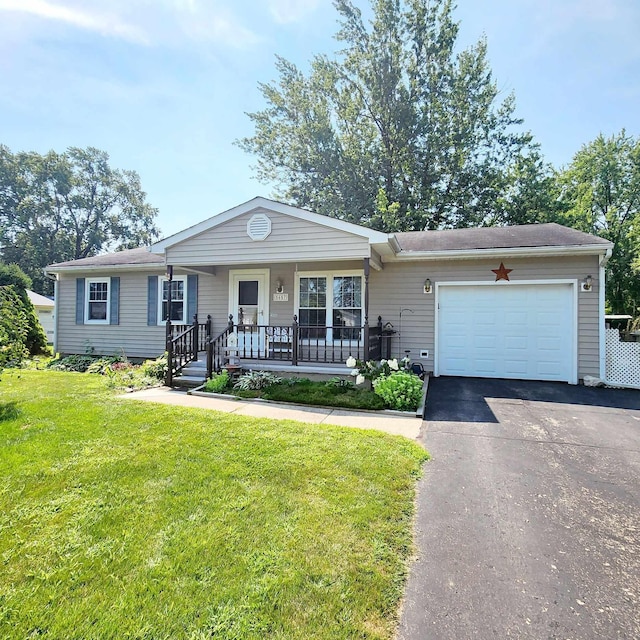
[346,356,411,384]
[204,370,230,393]
[0,285,29,372]
[373,371,423,412]
[234,370,282,391]
[0,263,48,355]
[48,354,96,372]
[86,355,126,374]
[140,353,168,380]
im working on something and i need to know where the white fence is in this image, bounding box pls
[605,328,640,389]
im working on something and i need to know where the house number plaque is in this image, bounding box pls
[273,293,288,302]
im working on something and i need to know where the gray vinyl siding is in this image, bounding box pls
[367,254,602,381]
[56,254,603,380]
[58,270,168,358]
[165,209,370,265]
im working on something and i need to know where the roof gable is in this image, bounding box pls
[150,197,390,252]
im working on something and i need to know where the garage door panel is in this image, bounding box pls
[438,284,574,383]
[476,359,498,375]
[475,335,496,349]
[505,336,527,350]
[504,360,529,375]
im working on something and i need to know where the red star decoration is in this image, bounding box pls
[492,262,512,281]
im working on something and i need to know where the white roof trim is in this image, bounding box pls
[150,197,391,252]
[388,243,613,262]
[45,262,165,274]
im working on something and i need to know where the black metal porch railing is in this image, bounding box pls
[166,314,212,386]
[204,315,385,375]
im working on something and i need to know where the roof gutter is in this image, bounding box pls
[390,243,614,262]
[599,247,613,266]
[45,262,166,275]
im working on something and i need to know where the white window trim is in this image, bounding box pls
[158,275,188,326]
[85,277,110,325]
[294,269,364,343]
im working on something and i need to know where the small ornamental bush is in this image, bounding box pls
[48,354,96,372]
[140,353,168,380]
[86,355,126,374]
[203,370,230,393]
[346,355,410,384]
[234,370,282,391]
[373,371,423,412]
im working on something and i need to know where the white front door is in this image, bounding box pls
[229,269,270,357]
[436,283,577,383]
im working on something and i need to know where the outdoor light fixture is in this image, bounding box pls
[582,275,593,292]
[423,278,432,294]
[166,265,173,281]
[275,279,284,294]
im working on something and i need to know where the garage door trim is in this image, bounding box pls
[434,280,578,384]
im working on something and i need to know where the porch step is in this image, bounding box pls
[172,375,206,389]
[181,364,207,377]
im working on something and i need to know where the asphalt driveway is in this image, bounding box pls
[398,377,640,640]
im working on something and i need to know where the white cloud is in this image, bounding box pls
[0,0,262,50]
[0,0,149,43]
[266,0,320,24]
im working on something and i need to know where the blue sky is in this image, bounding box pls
[1,0,638,238]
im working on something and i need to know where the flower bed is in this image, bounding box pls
[199,358,425,414]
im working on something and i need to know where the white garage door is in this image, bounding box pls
[437,283,575,383]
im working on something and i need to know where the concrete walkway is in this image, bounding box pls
[118,387,422,439]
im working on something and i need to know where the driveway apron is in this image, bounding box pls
[398,377,640,640]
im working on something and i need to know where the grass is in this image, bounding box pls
[232,378,387,411]
[0,370,428,639]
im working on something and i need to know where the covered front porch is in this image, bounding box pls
[163,257,388,385]
[166,311,386,386]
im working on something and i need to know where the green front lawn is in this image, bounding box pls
[0,371,428,639]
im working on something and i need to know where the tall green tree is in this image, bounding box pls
[0,285,30,374]
[0,262,48,355]
[238,0,538,230]
[0,146,160,295]
[555,130,640,314]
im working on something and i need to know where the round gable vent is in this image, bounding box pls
[247,213,272,241]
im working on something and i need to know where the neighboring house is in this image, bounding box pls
[27,289,55,344]
[46,197,613,384]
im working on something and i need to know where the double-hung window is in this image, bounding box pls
[332,276,362,340]
[159,276,187,324]
[85,278,110,324]
[297,272,363,341]
[298,276,327,339]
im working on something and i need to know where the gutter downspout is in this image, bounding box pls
[598,248,613,381]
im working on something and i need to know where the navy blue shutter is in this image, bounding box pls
[75,278,85,324]
[187,274,198,322]
[147,276,158,326]
[109,277,120,325]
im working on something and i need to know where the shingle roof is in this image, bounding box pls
[394,223,612,252]
[27,289,54,307]
[47,247,164,269]
[45,222,611,270]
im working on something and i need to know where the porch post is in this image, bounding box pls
[363,258,370,361]
[165,265,173,387]
[292,315,299,366]
[192,313,198,359]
